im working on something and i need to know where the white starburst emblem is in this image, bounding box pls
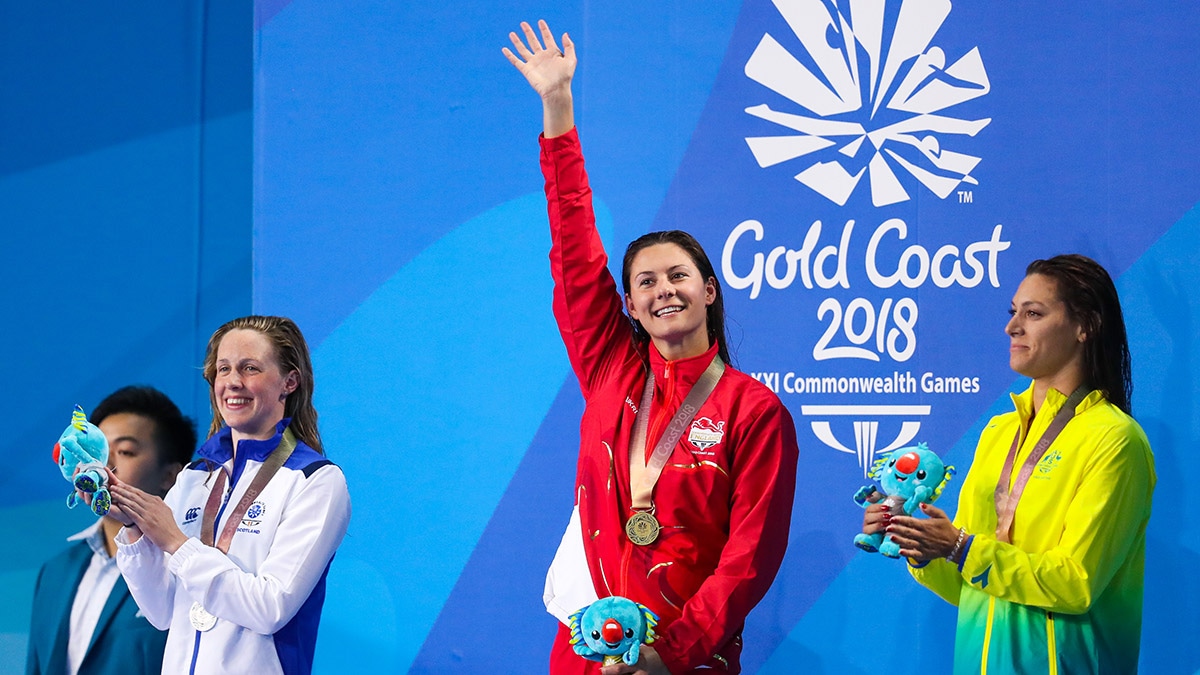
[744,0,991,206]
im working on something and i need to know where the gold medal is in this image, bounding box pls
[189,601,217,632]
[625,511,661,546]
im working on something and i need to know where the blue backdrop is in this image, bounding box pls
[0,1,251,671]
[253,1,1200,672]
[5,1,1198,673]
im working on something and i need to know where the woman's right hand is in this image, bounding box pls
[101,467,136,527]
[862,501,890,535]
[502,20,576,137]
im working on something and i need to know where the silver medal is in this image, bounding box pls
[189,601,217,632]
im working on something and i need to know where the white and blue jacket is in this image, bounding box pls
[116,419,351,675]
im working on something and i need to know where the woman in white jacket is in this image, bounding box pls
[107,315,351,675]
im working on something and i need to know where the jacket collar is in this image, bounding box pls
[67,520,107,557]
[1010,382,1104,426]
[199,418,292,464]
[647,340,721,394]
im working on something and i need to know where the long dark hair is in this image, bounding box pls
[620,230,731,364]
[1026,254,1132,414]
[202,315,324,453]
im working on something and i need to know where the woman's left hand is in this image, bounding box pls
[110,481,188,554]
[885,502,962,561]
[599,645,671,675]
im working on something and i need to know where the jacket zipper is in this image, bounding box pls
[621,361,676,597]
[981,595,995,674]
[191,472,233,674]
[1046,611,1057,675]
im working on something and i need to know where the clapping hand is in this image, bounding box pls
[110,475,189,554]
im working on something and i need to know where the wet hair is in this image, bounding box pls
[620,230,731,364]
[202,315,323,453]
[91,385,197,467]
[1025,254,1132,414]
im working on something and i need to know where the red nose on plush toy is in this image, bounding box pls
[602,618,624,643]
[52,442,62,465]
[896,451,919,474]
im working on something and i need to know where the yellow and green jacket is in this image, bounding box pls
[910,385,1155,674]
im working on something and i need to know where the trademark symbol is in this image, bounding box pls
[957,190,974,204]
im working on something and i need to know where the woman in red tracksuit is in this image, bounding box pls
[505,20,800,675]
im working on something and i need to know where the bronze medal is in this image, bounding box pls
[625,511,661,546]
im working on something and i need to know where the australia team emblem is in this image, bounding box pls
[688,417,726,451]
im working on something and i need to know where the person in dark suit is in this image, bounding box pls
[27,386,196,675]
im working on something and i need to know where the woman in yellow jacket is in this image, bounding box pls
[873,254,1155,673]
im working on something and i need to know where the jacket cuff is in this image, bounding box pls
[959,533,992,585]
[115,526,157,554]
[956,535,976,572]
[166,537,204,575]
[655,642,687,675]
[539,126,579,149]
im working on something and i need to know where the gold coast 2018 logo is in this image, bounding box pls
[732,0,1003,476]
[743,0,990,206]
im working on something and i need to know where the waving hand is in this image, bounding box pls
[503,20,576,137]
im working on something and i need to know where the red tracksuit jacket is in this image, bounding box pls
[541,128,800,674]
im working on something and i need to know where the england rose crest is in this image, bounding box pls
[688,417,726,451]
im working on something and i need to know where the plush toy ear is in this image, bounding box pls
[567,606,587,646]
[567,605,603,660]
[639,603,659,643]
[931,465,956,502]
[868,451,891,480]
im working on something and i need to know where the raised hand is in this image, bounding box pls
[503,19,575,98]
[502,19,576,137]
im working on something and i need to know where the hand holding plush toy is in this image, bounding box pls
[568,596,659,667]
[52,405,111,516]
[853,442,953,558]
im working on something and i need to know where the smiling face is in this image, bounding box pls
[624,243,717,360]
[1006,273,1086,389]
[213,328,298,445]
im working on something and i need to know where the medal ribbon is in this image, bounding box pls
[993,386,1088,543]
[200,427,298,553]
[628,355,725,512]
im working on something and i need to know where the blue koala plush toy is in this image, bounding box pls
[52,405,111,516]
[568,596,659,667]
[853,442,954,558]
